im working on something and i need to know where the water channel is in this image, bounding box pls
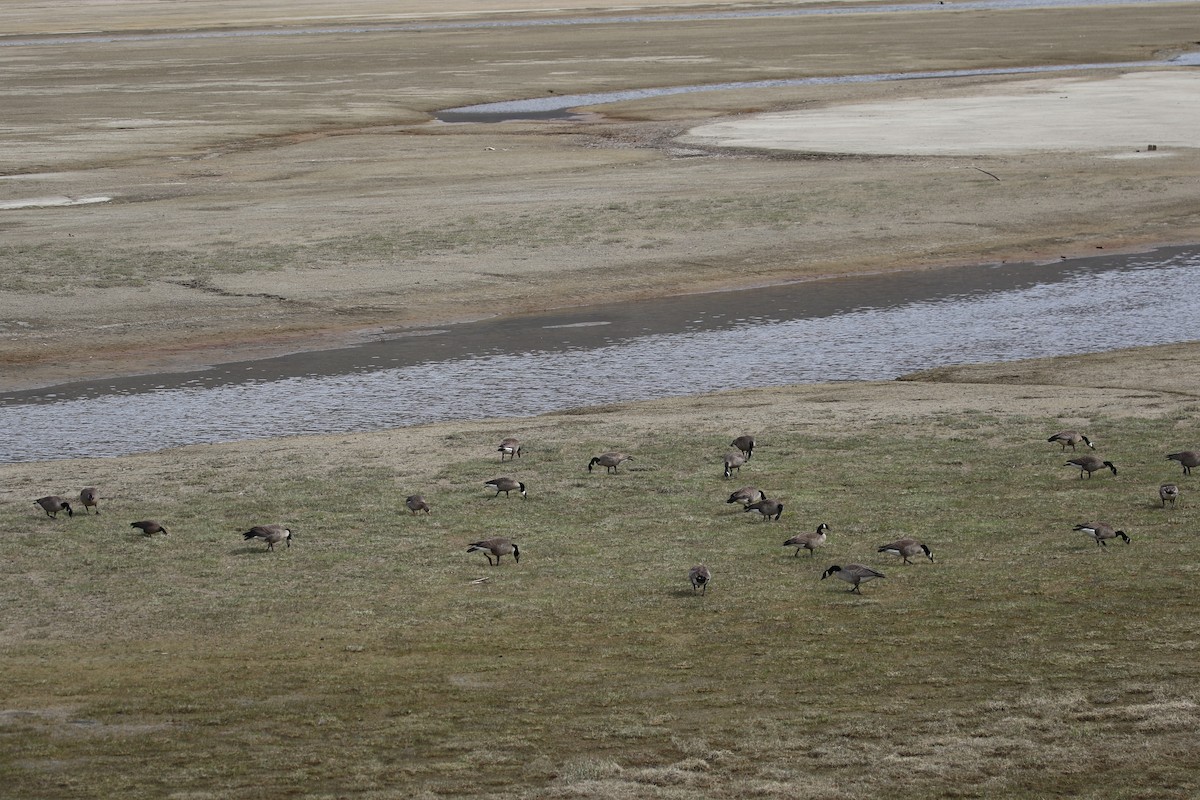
[2,246,1198,464]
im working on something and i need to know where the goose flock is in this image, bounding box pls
[28,430,1190,589]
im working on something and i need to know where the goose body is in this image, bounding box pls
[745,498,784,521]
[821,564,885,593]
[1160,483,1180,507]
[243,524,293,551]
[1167,450,1200,475]
[1073,521,1130,547]
[467,537,519,565]
[877,537,934,564]
[689,564,711,593]
[484,477,526,498]
[131,520,168,536]
[405,494,431,515]
[1065,456,1117,478]
[784,523,829,557]
[588,452,633,473]
[1048,431,1094,451]
[727,486,766,506]
[731,435,755,460]
[723,451,746,479]
[79,487,100,515]
[34,496,73,518]
[497,437,522,461]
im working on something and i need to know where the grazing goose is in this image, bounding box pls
[588,452,633,473]
[34,496,73,518]
[1167,450,1200,476]
[405,494,431,515]
[484,477,527,499]
[467,537,519,565]
[723,451,746,479]
[1065,455,1117,479]
[745,498,784,521]
[79,487,100,515]
[731,435,755,460]
[783,523,830,557]
[726,486,766,506]
[1047,431,1095,451]
[1160,483,1180,508]
[130,520,169,536]
[497,437,523,462]
[689,564,711,594]
[1073,521,1130,548]
[877,537,934,564]
[821,564,885,593]
[242,524,293,551]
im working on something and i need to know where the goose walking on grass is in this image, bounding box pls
[727,486,766,506]
[689,564,711,594]
[1065,455,1117,479]
[467,538,519,566]
[34,496,73,518]
[1073,522,1130,548]
[405,494,431,515]
[1048,431,1095,451]
[745,498,784,521]
[243,524,293,551]
[731,435,755,460]
[723,451,746,479]
[877,537,934,564]
[1167,450,1200,476]
[79,487,100,515]
[821,564,885,593]
[484,477,526,499]
[131,520,168,536]
[784,523,829,557]
[497,437,522,462]
[588,452,633,473]
[1160,483,1180,508]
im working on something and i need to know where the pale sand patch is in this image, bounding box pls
[0,196,112,210]
[681,71,1200,156]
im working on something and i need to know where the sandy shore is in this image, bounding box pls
[2,1,1198,391]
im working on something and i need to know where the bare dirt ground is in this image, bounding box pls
[2,0,1199,391]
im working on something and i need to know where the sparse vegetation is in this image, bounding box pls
[3,366,1199,798]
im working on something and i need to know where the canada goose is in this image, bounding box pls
[34,496,73,518]
[783,523,830,557]
[821,564,885,593]
[689,564,711,593]
[130,520,168,536]
[242,524,293,551]
[79,487,100,515]
[877,537,934,564]
[727,486,766,506]
[1065,456,1117,479]
[497,437,522,462]
[485,477,527,499]
[588,452,633,473]
[1167,450,1200,476]
[1048,431,1095,451]
[1160,483,1180,507]
[745,498,784,521]
[467,537,519,565]
[723,451,746,479]
[1073,521,1130,547]
[731,435,755,459]
[405,494,431,515]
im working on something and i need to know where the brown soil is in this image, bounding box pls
[2,1,1198,391]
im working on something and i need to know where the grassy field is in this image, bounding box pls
[4,350,1200,798]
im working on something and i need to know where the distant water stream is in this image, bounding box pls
[2,246,1199,463]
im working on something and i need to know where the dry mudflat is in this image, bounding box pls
[2,0,1199,390]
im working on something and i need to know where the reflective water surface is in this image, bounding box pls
[2,247,1198,463]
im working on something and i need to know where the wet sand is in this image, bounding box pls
[2,0,1199,391]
